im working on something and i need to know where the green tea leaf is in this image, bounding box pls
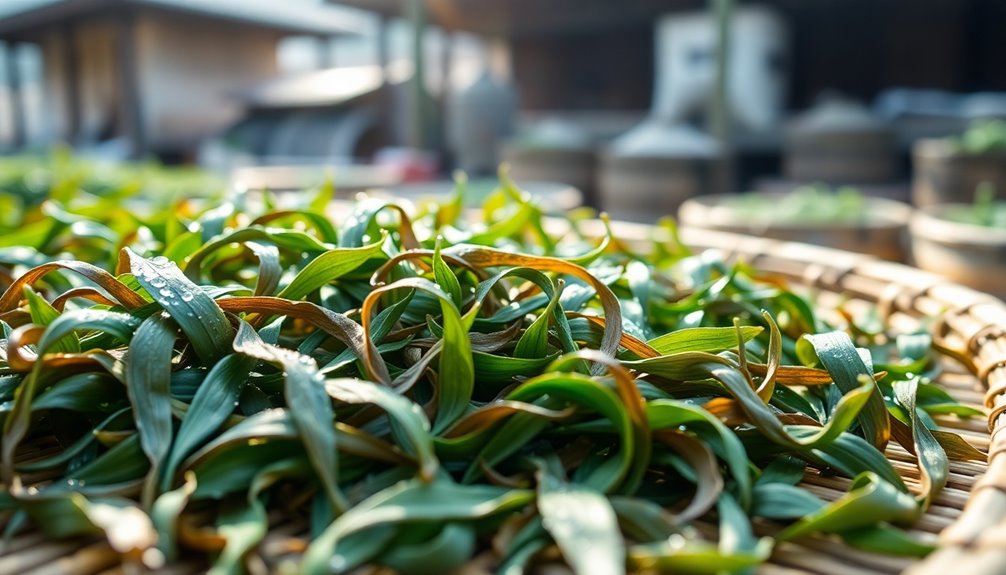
[325,378,437,482]
[797,332,891,449]
[127,248,233,364]
[151,471,196,560]
[839,524,935,557]
[647,400,752,507]
[433,237,462,309]
[161,353,257,491]
[514,279,563,359]
[893,378,948,510]
[628,537,770,575]
[277,233,386,301]
[364,277,474,433]
[380,523,476,575]
[537,466,625,575]
[302,479,533,575]
[646,326,763,355]
[126,312,177,506]
[751,483,824,519]
[23,286,79,353]
[232,321,347,513]
[778,472,919,541]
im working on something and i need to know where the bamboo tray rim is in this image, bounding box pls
[911,205,1006,244]
[679,193,913,231]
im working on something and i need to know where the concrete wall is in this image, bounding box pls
[25,10,282,155]
[0,42,45,148]
[38,27,68,143]
[35,17,120,146]
[75,18,119,143]
[135,11,281,153]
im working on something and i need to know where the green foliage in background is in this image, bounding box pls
[723,184,870,225]
[950,119,1006,154]
[941,181,1006,227]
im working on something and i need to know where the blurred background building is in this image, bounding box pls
[0,0,364,160]
[1,0,1005,212]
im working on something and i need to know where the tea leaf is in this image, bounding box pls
[538,465,625,575]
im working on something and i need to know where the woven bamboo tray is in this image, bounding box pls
[1,223,1004,575]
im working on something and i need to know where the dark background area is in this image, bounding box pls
[505,0,1006,112]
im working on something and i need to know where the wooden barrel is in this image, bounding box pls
[785,128,898,183]
[910,204,1006,297]
[678,193,912,261]
[377,178,583,212]
[785,99,898,184]
[598,153,716,223]
[501,144,597,207]
[912,139,1006,207]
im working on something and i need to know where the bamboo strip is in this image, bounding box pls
[22,543,118,575]
[777,537,912,573]
[757,564,816,575]
[932,415,990,434]
[0,539,92,572]
[0,531,49,556]
[749,520,917,573]
[769,541,890,575]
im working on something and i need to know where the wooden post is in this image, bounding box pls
[436,29,451,149]
[115,11,144,159]
[374,13,394,146]
[318,35,335,69]
[708,0,733,194]
[406,0,429,150]
[60,23,81,145]
[5,41,26,148]
[377,14,389,87]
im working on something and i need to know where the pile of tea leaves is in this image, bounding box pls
[950,119,1006,154]
[941,181,1006,228]
[0,172,984,574]
[724,184,871,225]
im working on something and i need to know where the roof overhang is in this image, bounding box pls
[327,0,699,36]
[235,61,412,109]
[0,0,367,41]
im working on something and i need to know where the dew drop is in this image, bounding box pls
[150,256,170,266]
[142,548,166,570]
[159,288,174,298]
[667,534,687,550]
[149,277,166,288]
[180,292,194,302]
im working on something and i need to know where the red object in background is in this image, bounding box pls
[374,148,440,182]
